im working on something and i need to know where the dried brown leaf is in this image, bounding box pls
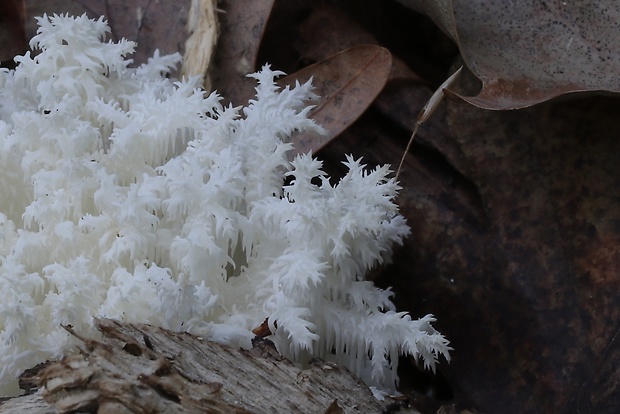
[400,0,620,109]
[376,88,620,413]
[324,84,620,414]
[323,399,344,414]
[278,44,392,155]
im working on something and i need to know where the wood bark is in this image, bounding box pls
[0,318,422,414]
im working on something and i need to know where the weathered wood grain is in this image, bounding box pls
[0,318,421,414]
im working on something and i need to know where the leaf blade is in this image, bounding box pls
[278,44,393,155]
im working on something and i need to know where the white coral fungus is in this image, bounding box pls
[0,14,450,396]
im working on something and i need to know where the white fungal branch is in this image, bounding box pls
[0,13,450,397]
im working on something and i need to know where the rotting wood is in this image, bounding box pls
[0,318,422,414]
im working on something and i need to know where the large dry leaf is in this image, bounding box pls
[435,93,620,414]
[399,0,620,109]
[330,75,620,412]
[278,44,392,155]
[322,87,620,414]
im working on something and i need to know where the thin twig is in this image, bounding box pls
[396,122,419,180]
[395,66,462,181]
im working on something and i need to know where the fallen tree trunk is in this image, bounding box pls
[0,318,421,414]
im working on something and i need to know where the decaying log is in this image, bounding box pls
[0,389,56,414]
[0,318,422,413]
